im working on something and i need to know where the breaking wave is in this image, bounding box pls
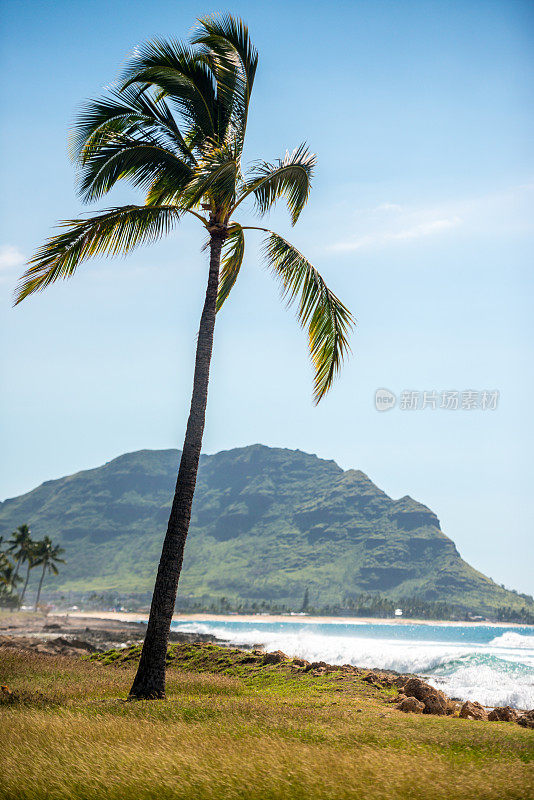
[171,619,534,709]
[488,631,534,649]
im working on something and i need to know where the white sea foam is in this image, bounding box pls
[428,663,534,709]
[489,631,534,649]
[173,621,534,709]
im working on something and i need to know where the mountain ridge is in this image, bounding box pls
[0,444,531,616]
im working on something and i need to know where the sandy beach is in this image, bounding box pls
[63,610,532,628]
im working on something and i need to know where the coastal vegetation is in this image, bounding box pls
[1,642,532,799]
[0,528,64,609]
[1,446,532,621]
[14,13,353,699]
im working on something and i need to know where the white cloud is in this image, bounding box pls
[0,245,25,270]
[390,217,460,241]
[331,183,534,253]
[375,202,403,212]
[332,215,461,252]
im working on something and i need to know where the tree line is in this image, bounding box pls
[0,525,65,610]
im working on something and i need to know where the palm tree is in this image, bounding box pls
[18,541,39,608]
[0,552,22,604]
[7,524,32,584]
[32,537,65,611]
[15,15,354,698]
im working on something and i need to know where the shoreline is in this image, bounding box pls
[2,610,533,711]
[64,610,534,628]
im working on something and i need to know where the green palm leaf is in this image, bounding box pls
[216,226,245,311]
[14,206,181,305]
[240,144,315,224]
[263,233,354,403]
[179,144,239,214]
[192,14,258,139]
[71,86,193,166]
[77,137,193,203]
[120,40,219,145]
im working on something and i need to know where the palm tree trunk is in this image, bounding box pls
[34,562,46,611]
[10,556,22,612]
[129,230,224,699]
[19,562,32,607]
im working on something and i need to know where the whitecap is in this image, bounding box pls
[489,631,534,649]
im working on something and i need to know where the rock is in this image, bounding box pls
[397,696,425,714]
[31,637,99,656]
[67,638,98,652]
[487,706,519,722]
[305,660,328,672]
[262,650,287,665]
[49,637,72,648]
[403,677,448,715]
[291,658,308,668]
[42,623,61,630]
[446,700,462,716]
[459,701,488,721]
[517,709,534,729]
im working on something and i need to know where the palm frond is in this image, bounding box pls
[263,233,354,403]
[240,144,315,224]
[193,14,257,95]
[216,226,245,311]
[179,145,239,214]
[71,86,193,166]
[121,40,218,144]
[14,205,181,305]
[192,14,258,140]
[77,136,193,203]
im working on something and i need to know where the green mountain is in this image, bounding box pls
[0,445,531,615]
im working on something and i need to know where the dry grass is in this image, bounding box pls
[1,647,533,800]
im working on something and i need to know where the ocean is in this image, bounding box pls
[170,618,534,709]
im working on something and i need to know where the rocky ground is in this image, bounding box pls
[0,612,223,656]
[87,641,534,730]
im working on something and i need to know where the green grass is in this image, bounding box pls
[1,644,533,799]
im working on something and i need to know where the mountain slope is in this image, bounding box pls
[0,445,531,615]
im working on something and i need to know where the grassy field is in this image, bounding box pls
[1,643,533,800]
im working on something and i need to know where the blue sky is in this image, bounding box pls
[1,0,533,594]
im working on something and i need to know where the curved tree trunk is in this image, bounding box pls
[19,562,31,607]
[129,230,224,699]
[9,556,22,612]
[34,562,46,611]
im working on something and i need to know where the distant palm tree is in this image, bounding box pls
[15,15,354,697]
[0,552,22,602]
[33,537,65,611]
[18,542,39,608]
[7,524,32,584]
